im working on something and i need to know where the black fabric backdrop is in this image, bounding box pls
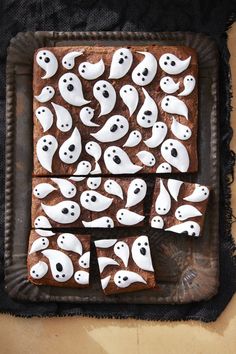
[0,0,236,321]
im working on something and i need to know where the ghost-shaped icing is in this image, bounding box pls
[33,183,56,199]
[51,102,72,132]
[57,233,83,255]
[104,179,123,199]
[155,179,171,215]
[36,135,58,173]
[132,51,157,86]
[156,162,172,173]
[160,76,179,94]
[34,215,52,229]
[136,151,156,167]
[109,48,133,79]
[137,88,158,128]
[183,184,209,202]
[59,128,82,164]
[119,85,139,116]
[171,117,192,140]
[35,229,55,237]
[35,86,55,103]
[167,179,183,201]
[51,178,77,198]
[82,217,114,228]
[80,190,113,212]
[41,201,80,224]
[104,146,142,174]
[161,139,190,172]
[159,53,191,75]
[79,251,90,269]
[94,239,117,248]
[165,221,200,237]
[175,205,202,221]
[35,106,53,132]
[123,130,142,148]
[131,235,154,272]
[85,141,101,162]
[69,161,92,181]
[125,178,147,207]
[178,75,196,96]
[93,80,116,117]
[58,73,90,106]
[144,122,167,148]
[114,241,130,267]
[62,50,83,69]
[74,270,89,285]
[91,115,129,143]
[30,261,48,279]
[161,95,188,119]
[114,270,146,288]
[87,177,101,190]
[29,237,49,254]
[151,216,164,229]
[98,257,119,273]
[101,275,111,290]
[78,59,105,80]
[79,107,98,127]
[36,49,58,79]
[116,209,144,225]
[42,249,74,282]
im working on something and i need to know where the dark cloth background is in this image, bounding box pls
[0,0,236,321]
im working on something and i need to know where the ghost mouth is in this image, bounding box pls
[134,187,140,194]
[42,145,48,151]
[113,155,121,164]
[171,148,178,157]
[102,90,109,98]
[67,84,74,91]
[142,68,148,76]
[140,247,146,255]
[68,144,75,152]
[119,58,124,64]
[110,124,118,132]
[44,57,50,63]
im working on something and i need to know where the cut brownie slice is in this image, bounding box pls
[150,178,210,237]
[27,230,90,288]
[94,235,156,295]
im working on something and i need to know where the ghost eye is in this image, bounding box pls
[69,77,73,81]
[63,79,67,83]
[138,243,141,246]
[103,84,106,88]
[96,87,100,90]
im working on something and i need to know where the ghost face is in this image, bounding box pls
[91,115,129,143]
[35,86,55,103]
[36,135,58,173]
[104,146,142,174]
[136,88,158,128]
[109,48,133,79]
[62,51,83,69]
[160,76,179,94]
[78,59,105,80]
[131,236,154,272]
[114,270,146,288]
[41,201,80,224]
[36,49,58,79]
[159,53,191,75]
[42,249,74,282]
[80,190,113,212]
[161,95,188,119]
[132,51,158,86]
[125,178,147,208]
[58,73,90,107]
[116,209,145,226]
[35,106,53,132]
[119,84,139,116]
[93,80,116,117]
[161,139,190,172]
[59,128,82,164]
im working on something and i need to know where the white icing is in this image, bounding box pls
[83,217,114,228]
[160,76,179,94]
[36,50,58,79]
[178,75,196,96]
[155,179,171,215]
[59,128,82,164]
[131,235,154,272]
[175,205,202,221]
[57,233,83,255]
[161,139,190,172]
[69,161,92,181]
[144,122,167,148]
[85,141,101,162]
[58,73,90,106]
[114,270,146,288]
[91,115,129,143]
[116,209,144,225]
[114,241,130,267]
[94,239,117,248]
[33,183,56,199]
[98,257,119,273]
[29,237,49,254]
[123,130,142,148]
[74,270,89,285]
[104,179,123,200]
[93,80,116,117]
[161,95,188,119]
[62,50,83,69]
[119,85,139,116]
[79,252,90,269]
[136,151,156,167]
[79,107,99,127]
[80,190,113,212]
[125,178,147,207]
[156,162,172,173]
[34,215,52,229]
[101,275,111,290]
[35,229,55,237]
[171,117,192,141]
[36,135,58,173]
[151,216,164,229]
[165,221,200,237]
[51,102,72,132]
[35,106,53,132]
[41,201,80,224]
[159,53,191,75]
[51,178,77,198]
[90,161,102,175]
[30,261,48,279]
[79,59,105,80]
[137,88,158,128]
[109,48,133,79]
[132,51,157,86]
[42,249,74,282]
[183,184,209,202]
[167,179,183,201]
[104,146,142,174]
[87,177,101,190]
[35,86,55,103]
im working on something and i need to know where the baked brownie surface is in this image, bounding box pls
[33,45,198,176]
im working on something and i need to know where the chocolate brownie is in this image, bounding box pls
[33,45,198,176]
[94,235,156,295]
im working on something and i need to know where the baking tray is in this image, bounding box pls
[5,31,219,304]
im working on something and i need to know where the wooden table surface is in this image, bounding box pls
[0,24,235,354]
